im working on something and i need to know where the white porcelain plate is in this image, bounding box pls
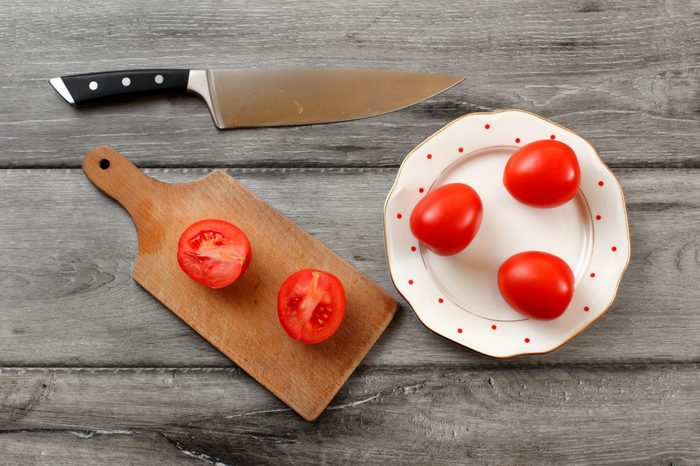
[384,110,630,357]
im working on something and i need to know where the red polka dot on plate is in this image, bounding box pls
[408,279,414,285]
[612,246,617,252]
[458,147,464,153]
[596,215,602,220]
[584,306,590,312]
[427,154,432,159]
[590,272,596,278]
[397,213,402,219]
[411,246,416,252]
[438,298,444,303]
[524,338,530,343]
[598,181,604,186]
[419,187,424,193]
[550,134,556,140]
[515,137,521,143]
[458,328,463,334]
[485,124,490,129]
[491,324,497,330]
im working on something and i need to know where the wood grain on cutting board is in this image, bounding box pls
[82,146,398,420]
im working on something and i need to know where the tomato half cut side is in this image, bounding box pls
[177,219,252,289]
[277,270,346,344]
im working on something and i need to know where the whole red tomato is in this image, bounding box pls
[497,251,574,320]
[277,269,346,344]
[504,140,581,208]
[409,183,483,256]
[177,219,252,289]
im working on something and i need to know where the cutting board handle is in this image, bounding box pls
[83,146,161,217]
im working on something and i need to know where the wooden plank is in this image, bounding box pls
[0,0,698,168]
[0,167,697,366]
[0,431,202,466]
[0,365,697,465]
[81,147,397,421]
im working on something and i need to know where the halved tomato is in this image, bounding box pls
[277,270,346,344]
[177,219,251,289]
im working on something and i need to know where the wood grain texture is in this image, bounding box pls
[0,431,203,466]
[0,365,697,465]
[80,147,396,420]
[0,0,698,168]
[0,167,697,367]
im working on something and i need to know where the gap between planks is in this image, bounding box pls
[0,362,698,373]
[2,162,700,170]
[1,165,700,173]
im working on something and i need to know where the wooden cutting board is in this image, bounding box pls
[83,146,397,421]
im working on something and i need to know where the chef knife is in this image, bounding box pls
[49,69,462,129]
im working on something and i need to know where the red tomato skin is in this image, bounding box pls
[504,140,581,208]
[409,183,483,256]
[277,270,346,344]
[497,251,574,320]
[177,219,251,289]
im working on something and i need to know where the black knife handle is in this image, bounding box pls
[52,69,190,104]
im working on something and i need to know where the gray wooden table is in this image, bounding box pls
[1,0,699,464]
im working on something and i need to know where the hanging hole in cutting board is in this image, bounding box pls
[99,159,110,170]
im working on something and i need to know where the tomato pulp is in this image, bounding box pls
[176,219,252,289]
[497,251,574,320]
[277,270,346,344]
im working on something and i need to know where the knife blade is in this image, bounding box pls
[49,68,463,128]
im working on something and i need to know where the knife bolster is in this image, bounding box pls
[186,70,218,127]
